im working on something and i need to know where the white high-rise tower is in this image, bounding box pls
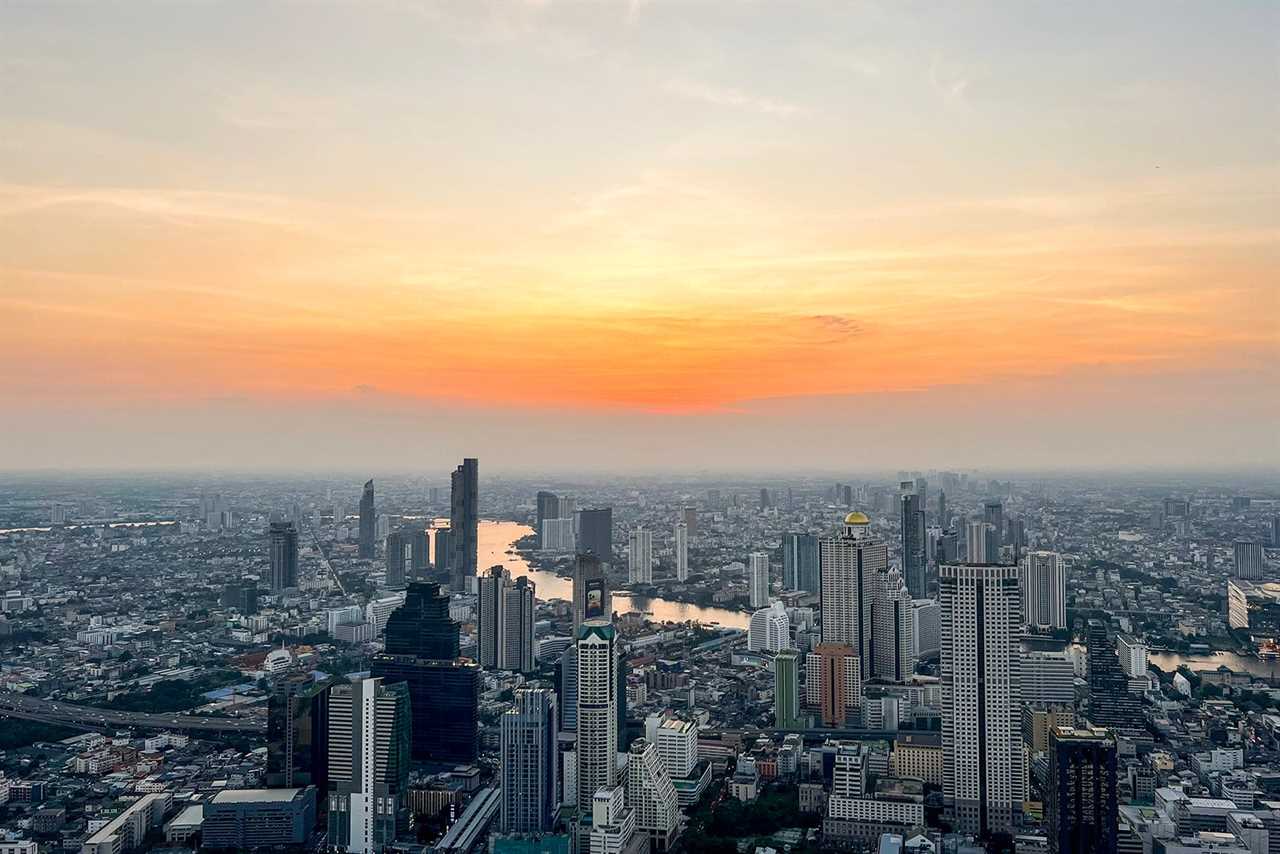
[626,738,680,851]
[749,551,771,608]
[819,511,887,665]
[576,620,619,827]
[674,522,689,582]
[628,528,654,584]
[870,564,917,682]
[1021,550,1067,631]
[940,562,1024,835]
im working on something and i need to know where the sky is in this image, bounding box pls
[1,1,1277,472]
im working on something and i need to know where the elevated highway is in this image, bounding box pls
[0,690,266,736]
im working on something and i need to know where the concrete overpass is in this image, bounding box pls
[0,690,266,736]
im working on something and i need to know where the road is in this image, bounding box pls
[0,690,266,735]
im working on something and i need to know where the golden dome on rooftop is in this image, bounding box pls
[844,511,871,525]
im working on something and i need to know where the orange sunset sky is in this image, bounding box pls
[2,2,1277,471]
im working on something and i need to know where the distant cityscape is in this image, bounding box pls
[1,466,1278,854]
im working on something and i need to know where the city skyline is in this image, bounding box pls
[2,2,1276,472]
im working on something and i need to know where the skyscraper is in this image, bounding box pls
[781,532,820,594]
[449,458,479,589]
[819,511,887,665]
[900,491,927,599]
[806,643,861,727]
[774,649,801,729]
[385,530,408,589]
[576,621,619,822]
[1085,620,1143,734]
[572,553,612,636]
[937,490,948,529]
[1006,517,1027,561]
[627,738,680,852]
[536,491,560,535]
[1022,550,1067,631]
[682,506,698,537]
[965,519,993,564]
[358,480,375,560]
[434,527,453,577]
[370,582,480,763]
[404,528,430,582]
[500,687,559,834]
[325,677,411,854]
[748,601,789,653]
[983,501,1004,563]
[266,672,330,826]
[674,522,689,582]
[478,566,536,673]
[1234,539,1266,579]
[940,562,1024,835]
[269,521,298,592]
[576,508,613,562]
[1046,726,1118,854]
[749,551,771,608]
[870,564,916,682]
[628,528,653,584]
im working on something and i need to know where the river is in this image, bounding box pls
[475,520,750,630]
[1147,650,1280,681]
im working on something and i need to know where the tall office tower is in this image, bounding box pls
[1006,518,1027,561]
[940,562,1025,835]
[748,601,790,652]
[914,477,928,519]
[385,530,409,589]
[819,511,887,665]
[870,564,916,682]
[901,491,928,599]
[269,521,299,592]
[266,672,330,824]
[572,553,612,636]
[937,491,948,529]
[1234,540,1266,579]
[370,582,480,763]
[478,567,537,673]
[965,520,993,564]
[911,599,941,658]
[1272,516,1280,547]
[542,517,575,551]
[806,644,862,727]
[222,581,259,615]
[749,551,771,608]
[449,458,479,590]
[774,649,801,728]
[937,529,959,563]
[1085,621,1142,733]
[983,501,1004,563]
[558,645,578,732]
[1022,551,1067,631]
[536,491,560,534]
[782,532,820,594]
[1046,726,1119,854]
[433,527,453,576]
[332,503,344,528]
[682,506,698,537]
[576,620,619,821]
[576,508,613,562]
[627,528,653,584]
[358,480,375,559]
[404,528,430,582]
[674,522,689,582]
[325,677,411,854]
[627,738,680,852]
[500,687,559,834]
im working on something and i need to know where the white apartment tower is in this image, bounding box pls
[478,567,537,673]
[819,511,887,664]
[576,621,619,821]
[628,528,654,585]
[748,601,790,653]
[940,562,1025,836]
[870,564,917,682]
[674,522,689,582]
[626,738,680,851]
[749,551,771,608]
[1021,550,1067,631]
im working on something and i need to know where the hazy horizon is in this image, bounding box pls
[3,1,1277,471]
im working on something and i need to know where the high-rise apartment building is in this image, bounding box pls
[576,620,619,822]
[674,522,689,582]
[478,566,536,673]
[774,649,801,728]
[627,738,680,852]
[500,687,559,834]
[748,601,789,653]
[577,508,613,562]
[983,501,1004,563]
[1085,620,1143,734]
[682,506,698,537]
[358,480,375,560]
[628,528,653,584]
[819,511,886,665]
[940,562,1024,835]
[1046,726,1118,854]
[434,527,453,576]
[325,677,411,854]
[536,491,560,534]
[749,551,771,608]
[269,521,299,592]
[370,582,479,764]
[901,491,927,598]
[870,564,916,682]
[1234,539,1266,579]
[806,644,862,727]
[385,530,409,589]
[1022,551,1067,631]
[965,520,994,564]
[782,532,820,594]
[572,553,612,637]
[449,458,479,589]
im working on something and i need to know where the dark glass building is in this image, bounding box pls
[450,458,479,590]
[576,508,613,563]
[386,530,408,589]
[371,582,480,764]
[221,581,259,614]
[782,533,819,594]
[1086,620,1144,734]
[358,479,375,559]
[434,527,453,577]
[983,500,1004,562]
[536,490,560,534]
[269,521,298,592]
[901,492,927,598]
[1047,726,1118,854]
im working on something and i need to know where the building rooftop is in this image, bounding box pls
[210,788,304,804]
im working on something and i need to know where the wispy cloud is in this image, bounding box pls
[664,77,808,117]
